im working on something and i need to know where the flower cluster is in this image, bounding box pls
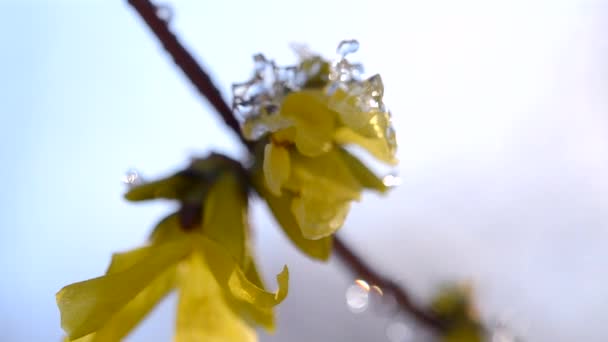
[56,41,398,342]
[56,155,288,342]
[234,40,397,240]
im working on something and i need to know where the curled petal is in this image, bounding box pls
[231,259,276,330]
[197,236,289,309]
[229,266,289,309]
[253,169,333,261]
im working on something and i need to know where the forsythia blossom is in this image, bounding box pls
[234,40,397,240]
[56,156,288,341]
[56,41,399,342]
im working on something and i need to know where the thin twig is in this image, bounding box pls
[127,0,446,335]
[333,237,448,333]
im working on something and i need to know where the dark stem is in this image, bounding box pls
[333,237,448,333]
[127,0,446,335]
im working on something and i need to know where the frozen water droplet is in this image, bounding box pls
[346,281,369,313]
[155,4,174,23]
[290,42,314,59]
[253,54,268,75]
[123,169,142,186]
[386,321,412,342]
[367,74,384,99]
[337,39,360,57]
[382,174,402,187]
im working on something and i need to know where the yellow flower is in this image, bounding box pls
[259,144,387,239]
[237,48,397,240]
[57,165,288,342]
[247,76,397,163]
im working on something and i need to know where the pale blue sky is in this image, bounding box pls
[1,1,607,341]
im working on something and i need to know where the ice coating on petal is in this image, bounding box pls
[234,42,399,240]
[233,42,397,164]
[328,75,397,163]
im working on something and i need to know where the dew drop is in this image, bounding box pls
[367,74,384,99]
[385,321,412,342]
[346,282,370,313]
[289,42,313,59]
[123,169,142,186]
[382,174,402,187]
[253,54,268,75]
[155,4,174,23]
[337,39,360,57]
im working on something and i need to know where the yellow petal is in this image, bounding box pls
[124,173,192,202]
[334,127,397,165]
[56,238,192,340]
[229,266,289,309]
[337,148,388,193]
[175,252,257,342]
[197,236,289,309]
[148,213,184,244]
[263,143,291,196]
[75,267,176,342]
[287,148,362,201]
[280,90,335,157]
[291,193,351,239]
[231,258,276,330]
[328,76,398,164]
[65,335,94,342]
[202,172,248,267]
[252,169,333,261]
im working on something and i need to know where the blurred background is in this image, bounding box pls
[1,1,607,341]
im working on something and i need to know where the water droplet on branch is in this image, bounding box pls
[346,279,370,313]
[155,4,174,23]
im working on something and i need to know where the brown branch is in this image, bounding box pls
[333,236,448,333]
[127,0,253,151]
[127,0,446,335]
